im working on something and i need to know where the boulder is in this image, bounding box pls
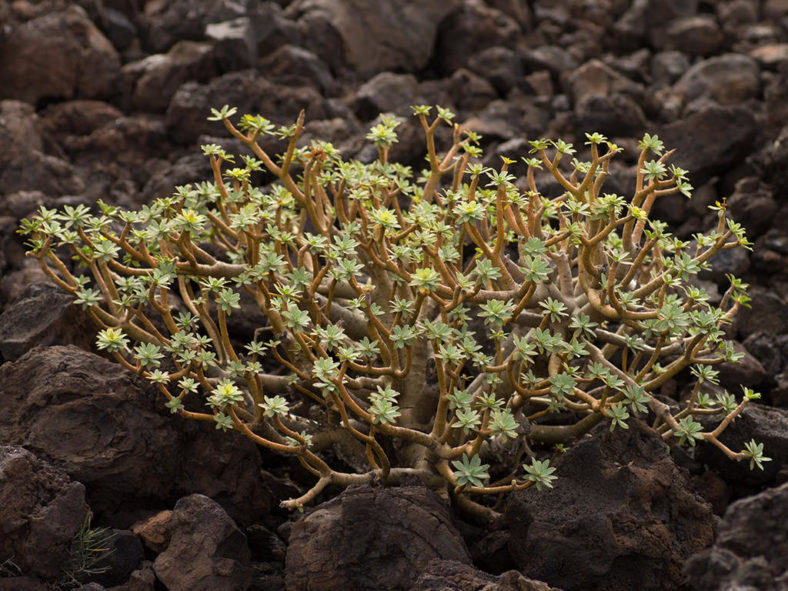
[122,40,218,112]
[285,486,472,591]
[413,559,562,591]
[658,105,758,186]
[287,0,460,77]
[675,54,761,108]
[505,420,716,591]
[0,5,120,105]
[0,446,89,580]
[153,494,252,591]
[0,282,95,363]
[0,346,280,524]
[684,481,788,590]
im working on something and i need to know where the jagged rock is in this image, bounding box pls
[205,17,257,72]
[412,559,562,591]
[574,92,647,138]
[122,40,218,112]
[726,177,778,239]
[521,46,579,78]
[39,100,123,143]
[566,58,645,103]
[105,561,158,591]
[651,51,691,86]
[0,5,120,105]
[131,511,173,553]
[431,0,522,75]
[285,486,472,591]
[0,151,84,198]
[663,16,724,56]
[165,69,330,145]
[89,530,144,588]
[765,65,788,130]
[736,287,788,339]
[251,2,302,57]
[684,481,788,590]
[153,494,252,591]
[696,404,787,486]
[675,53,761,109]
[137,0,250,53]
[0,346,280,524]
[0,101,43,170]
[0,446,89,580]
[467,46,528,96]
[716,341,768,391]
[287,0,460,77]
[658,105,758,186]
[351,73,421,121]
[505,420,716,591]
[0,283,94,363]
[257,45,335,94]
[0,577,50,590]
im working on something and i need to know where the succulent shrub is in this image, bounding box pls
[20,105,770,514]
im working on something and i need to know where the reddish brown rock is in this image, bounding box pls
[285,486,472,591]
[153,494,252,591]
[0,5,120,105]
[0,446,89,580]
[505,420,716,591]
[0,346,280,525]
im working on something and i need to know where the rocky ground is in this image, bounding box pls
[0,0,787,589]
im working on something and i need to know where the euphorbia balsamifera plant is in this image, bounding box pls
[20,105,770,516]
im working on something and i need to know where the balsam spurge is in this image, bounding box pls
[20,105,770,515]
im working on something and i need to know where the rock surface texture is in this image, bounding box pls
[285,486,472,590]
[505,421,716,591]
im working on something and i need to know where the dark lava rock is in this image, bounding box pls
[716,341,768,391]
[122,40,218,112]
[165,69,330,145]
[89,529,145,588]
[658,105,758,186]
[137,0,249,53]
[504,420,716,591]
[763,123,788,199]
[663,15,725,57]
[0,5,121,105]
[0,150,85,198]
[0,282,95,363]
[466,46,528,97]
[651,50,691,87]
[696,404,787,486]
[684,481,788,590]
[429,0,522,75]
[574,92,647,138]
[39,100,123,143]
[285,486,472,591]
[257,44,335,94]
[0,577,50,591]
[205,17,257,72]
[0,346,279,524]
[736,286,788,340]
[675,53,761,108]
[351,72,420,121]
[287,0,460,77]
[0,446,89,580]
[0,100,43,170]
[412,559,562,591]
[726,177,778,240]
[153,494,252,591]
